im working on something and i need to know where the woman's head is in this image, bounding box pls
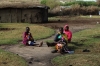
[64,25,69,31]
[26,27,30,32]
[59,27,63,34]
[65,26,69,31]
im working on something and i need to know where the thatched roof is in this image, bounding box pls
[0,2,49,9]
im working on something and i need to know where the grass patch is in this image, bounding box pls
[71,26,100,48]
[80,15,100,18]
[0,23,55,45]
[0,49,27,66]
[52,54,100,66]
[51,25,100,66]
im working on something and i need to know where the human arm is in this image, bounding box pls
[29,33,34,41]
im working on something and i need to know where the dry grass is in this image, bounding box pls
[0,0,40,7]
[0,0,40,3]
[0,0,41,8]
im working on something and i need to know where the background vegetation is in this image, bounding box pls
[40,0,100,16]
[41,0,60,10]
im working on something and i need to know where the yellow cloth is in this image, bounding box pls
[61,33,68,41]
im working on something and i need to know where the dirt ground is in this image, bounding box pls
[0,18,99,66]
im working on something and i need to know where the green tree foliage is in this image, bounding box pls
[41,0,60,10]
[41,0,46,5]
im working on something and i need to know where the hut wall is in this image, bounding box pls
[43,9,48,22]
[0,8,48,23]
[0,9,11,23]
[11,9,17,23]
[17,9,22,23]
[21,9,31,23]
[31,9,42,23]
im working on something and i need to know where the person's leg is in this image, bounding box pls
[62,40,68,46]
[60,44,69,54]
[46,42,57,47]
[30,41,43,47]
[38,41,43,47]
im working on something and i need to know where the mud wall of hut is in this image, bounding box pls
[0,8,48,23]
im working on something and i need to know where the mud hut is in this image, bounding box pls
[0,2,49,23]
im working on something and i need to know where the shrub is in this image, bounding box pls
[63,1,97,6]
[41,0,60,10]
[48,5,100,16]
[97,0,100,6]
[41,0,46,5]
[86,6,99,15]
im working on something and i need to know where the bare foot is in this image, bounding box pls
[38,41,43,47]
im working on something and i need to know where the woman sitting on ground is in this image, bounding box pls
[63,25,72,43]
[46,27,68,53]
[22,27,43,47]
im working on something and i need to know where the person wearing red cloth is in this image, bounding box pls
[63,25,72,43]
[22,27,43,46]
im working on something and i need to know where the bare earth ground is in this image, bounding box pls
[0,18,99,66]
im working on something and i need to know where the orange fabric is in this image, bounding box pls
[56,43,63,50]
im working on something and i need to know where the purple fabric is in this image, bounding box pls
[22,32,28,45]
